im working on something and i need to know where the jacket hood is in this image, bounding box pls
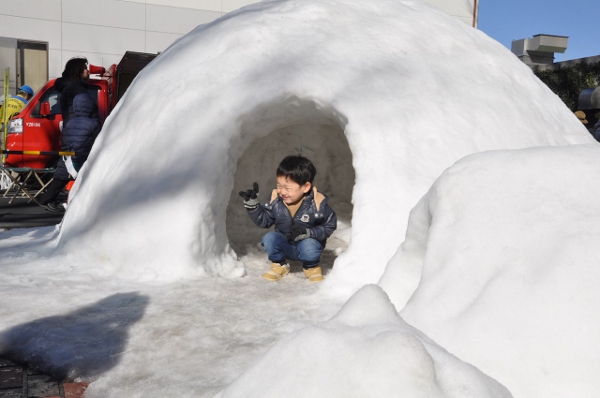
[73,93,94,118]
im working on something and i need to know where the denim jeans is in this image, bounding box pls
[261,231,323,269]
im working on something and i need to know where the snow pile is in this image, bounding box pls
[379,144,600,397]
[43,0,591,291]
[216,284,513,398]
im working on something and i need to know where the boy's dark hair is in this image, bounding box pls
[62,57,88,81]
[276,155,316,186]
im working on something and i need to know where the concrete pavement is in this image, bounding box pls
[0,357,88,398]
[0,195,66,230]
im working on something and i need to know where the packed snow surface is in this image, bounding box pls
[0,0,597,396]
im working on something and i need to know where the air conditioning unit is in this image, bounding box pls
[511,34,568,65]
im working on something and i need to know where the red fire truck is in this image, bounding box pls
[3,51,156,169]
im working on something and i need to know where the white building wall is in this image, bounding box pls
[0,0,476,80]
[426,0,475,26]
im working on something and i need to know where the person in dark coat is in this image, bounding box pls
[239,155,337,282]
[54,57,97,128]
[61,93,101,169]
[38,93,101,211]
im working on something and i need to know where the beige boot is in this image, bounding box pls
[262,263,290,281]
[303,266,324,282]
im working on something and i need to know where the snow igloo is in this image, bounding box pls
[55,0,592,291]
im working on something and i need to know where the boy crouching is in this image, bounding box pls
[239,155,337,282]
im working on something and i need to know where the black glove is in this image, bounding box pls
[286,224,311,242]
[239,182,260,210]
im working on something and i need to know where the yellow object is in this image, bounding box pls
[262,263,290,281]
[2,68,9,162]
[303,266,324,282]
[1,150,76,156]
[575,110,588,124]
[0,96,27,123]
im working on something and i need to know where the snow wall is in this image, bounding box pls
[379,144,600,397]
[55,0,593,291]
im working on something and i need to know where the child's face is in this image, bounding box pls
[276,176,311,205]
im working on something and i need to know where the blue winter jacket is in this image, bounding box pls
[62,93,100,163]
[247,187,337,243]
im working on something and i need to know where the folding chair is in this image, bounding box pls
[0,167,55,204]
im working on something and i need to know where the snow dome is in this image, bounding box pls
[53,0,592,291]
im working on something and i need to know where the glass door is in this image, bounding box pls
[17,40,48,93]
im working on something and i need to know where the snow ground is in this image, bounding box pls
[0,232,345,397]
[0,226,513,398]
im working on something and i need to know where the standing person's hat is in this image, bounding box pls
[575,110,588,124]
[18,85,34,96]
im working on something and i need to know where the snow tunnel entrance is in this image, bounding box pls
[226,99,354,272]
